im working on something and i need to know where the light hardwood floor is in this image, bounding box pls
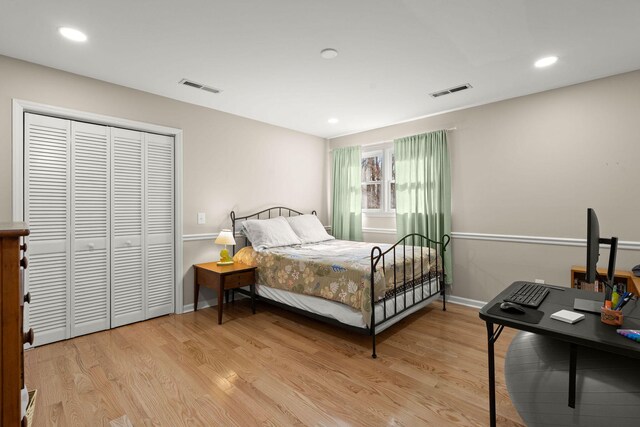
[25,300,524,426]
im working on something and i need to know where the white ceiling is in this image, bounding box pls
[1,0,640,138]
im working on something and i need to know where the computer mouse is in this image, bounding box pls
[500,301,526,314]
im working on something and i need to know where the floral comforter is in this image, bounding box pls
[232,239,442,325]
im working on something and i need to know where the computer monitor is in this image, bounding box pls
[585,208,618,289]
[586,208,600,284]
[575,209,620,313]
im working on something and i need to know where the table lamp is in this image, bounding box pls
[215,229,236,265]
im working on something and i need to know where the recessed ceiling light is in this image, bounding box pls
[534,56,558,68]
[59,27,87,42]
[328,118,339,124]
[320,48,338,60]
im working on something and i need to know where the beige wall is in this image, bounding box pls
[0,55,327,309]
[331,70,640,302]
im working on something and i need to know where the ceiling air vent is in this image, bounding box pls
[430,83,472,98]
[179,78,221,94]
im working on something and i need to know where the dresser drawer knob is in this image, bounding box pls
[20,242,28,252]
[20,256,28,269]
[23,328,35,345]
[24,292,31,304]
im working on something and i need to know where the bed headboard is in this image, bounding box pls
[230,207,317,254]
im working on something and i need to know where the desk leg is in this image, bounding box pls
[569,343,577,408]
[194,269,200,312]
[486,322,504,427]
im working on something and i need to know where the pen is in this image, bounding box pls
[617,329,640,342]
[614,292,631,310]
[616,293,634,311]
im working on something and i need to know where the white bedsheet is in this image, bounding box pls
[256,277,441,331]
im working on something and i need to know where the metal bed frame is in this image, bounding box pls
[230,206,451,358]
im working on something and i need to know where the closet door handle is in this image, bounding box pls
[23,328,35,345]
[88,243,95,251]
[126,240,132,246]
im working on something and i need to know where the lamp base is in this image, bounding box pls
[217,260,234,266]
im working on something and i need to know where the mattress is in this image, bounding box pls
[256,276,441,331]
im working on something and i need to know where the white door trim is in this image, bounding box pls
[12,99,185,315]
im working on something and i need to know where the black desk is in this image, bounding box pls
[479,281,640,427]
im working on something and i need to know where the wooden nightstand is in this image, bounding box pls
[193,262,257,324]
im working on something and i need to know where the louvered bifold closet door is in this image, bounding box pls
[145,133,174,318]
[70,122,110,337]
[24,113,71,346]
[111,128,145,327]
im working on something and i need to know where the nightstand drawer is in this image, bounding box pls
[224,271,255,288]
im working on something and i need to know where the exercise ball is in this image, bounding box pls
[504,331,640,427]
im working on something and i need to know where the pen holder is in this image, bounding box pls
[600,306,623,326]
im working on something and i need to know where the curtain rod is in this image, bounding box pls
[358,127,457,148]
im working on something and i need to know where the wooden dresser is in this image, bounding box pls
[0,223,32,426]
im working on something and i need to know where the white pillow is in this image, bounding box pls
[286,214,335,244]
[242,216,302,251]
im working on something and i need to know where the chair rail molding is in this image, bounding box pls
[183,230,640,251]
[452,232,640,251]
[183,232,244,242]
[183,233,218,242]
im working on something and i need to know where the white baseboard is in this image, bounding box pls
[443,295,487,309]
[182,293,249,313]
[183,298,217,313]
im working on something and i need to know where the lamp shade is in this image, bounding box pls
[215,229,236,246]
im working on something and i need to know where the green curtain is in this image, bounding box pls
[394,130,452,283]
[331,146,363,241]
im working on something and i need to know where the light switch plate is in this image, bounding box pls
[197,212,206,224]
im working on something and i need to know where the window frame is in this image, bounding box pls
[385,147,395,212]
[361,145,395,216]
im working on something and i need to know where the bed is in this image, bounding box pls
[230,207,451,358]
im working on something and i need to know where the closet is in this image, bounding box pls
[24,113,174,346]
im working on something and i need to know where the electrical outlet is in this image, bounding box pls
[534,279,545,284]
[197,212,206,225]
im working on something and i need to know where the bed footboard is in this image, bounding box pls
[369,233,451,358]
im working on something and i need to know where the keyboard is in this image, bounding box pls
[503,282,550,308]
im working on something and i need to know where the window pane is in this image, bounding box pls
[361,155,382,182]
[390,182,396,210]
[362,184,382,209]
[391,152,395,181]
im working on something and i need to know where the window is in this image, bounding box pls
[361,147,395,214]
